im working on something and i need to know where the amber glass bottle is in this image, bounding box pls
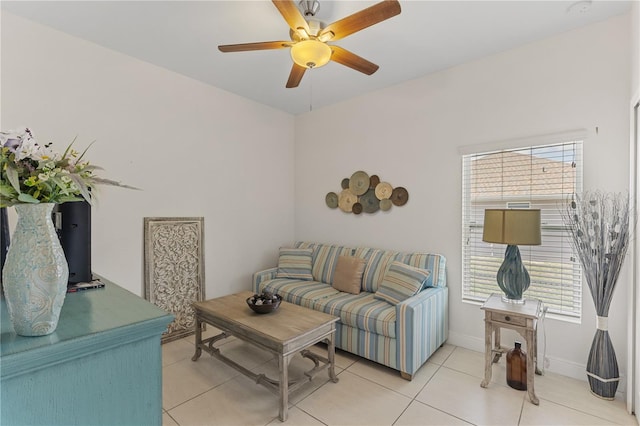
[506,341,527,390]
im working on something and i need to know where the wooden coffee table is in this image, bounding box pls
[191,291,339,422]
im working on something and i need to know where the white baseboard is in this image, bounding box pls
[447,330,626,393]
[447,330,587,380]
[447,330,485,352]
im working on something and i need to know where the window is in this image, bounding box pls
[461,137,583,320]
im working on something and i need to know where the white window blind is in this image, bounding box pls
[462,141,583,319]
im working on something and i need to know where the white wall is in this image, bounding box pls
[295,15,631,382]
[629,0,640,415]
[632,1,639,97]
[1,12,296,297]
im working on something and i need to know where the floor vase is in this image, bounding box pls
[2,203,69,336]
[586,328,619,399]
[562,192,630,399]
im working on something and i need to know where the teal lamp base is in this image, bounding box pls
[497,245,530,304]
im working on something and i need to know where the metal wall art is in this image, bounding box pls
[326,171,409,215]
[144,217,205,343]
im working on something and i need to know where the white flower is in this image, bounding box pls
[32,145,60,163]
[14,135,39,161]
[0,127,29,152]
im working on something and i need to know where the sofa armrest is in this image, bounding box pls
[253,267,278,293]
[396,286,448,378]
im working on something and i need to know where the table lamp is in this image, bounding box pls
[482,209,541,303]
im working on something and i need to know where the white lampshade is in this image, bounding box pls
[290,40,332,69]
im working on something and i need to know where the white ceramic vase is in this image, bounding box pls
[2,203,69,336]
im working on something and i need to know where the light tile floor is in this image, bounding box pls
[162,327,637,426]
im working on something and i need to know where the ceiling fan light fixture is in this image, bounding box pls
[290,39,332,68]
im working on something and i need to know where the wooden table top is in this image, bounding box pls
[193,291,339,344]
[481,293,541,319]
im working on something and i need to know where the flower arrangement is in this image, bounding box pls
[0,127,130,207]
[561,191,631,399]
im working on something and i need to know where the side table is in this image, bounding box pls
[480,293,542,405]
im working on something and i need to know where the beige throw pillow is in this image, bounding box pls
[332,255,366,295]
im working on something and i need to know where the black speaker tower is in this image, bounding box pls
[0,207,9,285]
[55,201,92,284]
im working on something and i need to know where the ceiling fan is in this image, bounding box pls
[218,0,401,88]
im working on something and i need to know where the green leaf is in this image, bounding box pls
[49,176,69,194]
[61,135,78,159]
[5,166,21,193]
[17,193,40,203]
[76,140,95,163]
[0,183,17,197]
[57,195,83,203]
[68,173,92,204]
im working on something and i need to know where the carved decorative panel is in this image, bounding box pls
[144,217,205,343]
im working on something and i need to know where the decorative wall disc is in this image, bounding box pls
[360,189,380,213]
[326,171,409,215]
[369,175,380,189]
[380,199,392,211]
[349,171,370,196]
[390,187,409,206]
[375,182,393,200]
[325,192,338,209]
[338,189,358,212]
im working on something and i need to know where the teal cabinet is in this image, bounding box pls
[0,277,173,425]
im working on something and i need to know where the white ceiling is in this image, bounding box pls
[2,1,632,115]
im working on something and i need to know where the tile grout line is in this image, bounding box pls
[161,341,635,426]
[535,395,635,426]
[394,346,479,426]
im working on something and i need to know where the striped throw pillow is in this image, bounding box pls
[276,248,314,281]
[374,261,431,305]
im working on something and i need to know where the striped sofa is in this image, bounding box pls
[253,242,448,380]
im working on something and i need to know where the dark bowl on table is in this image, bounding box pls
[246,294,282,314]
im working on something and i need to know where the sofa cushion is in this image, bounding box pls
[259,279,339,309]
[275,248,313,281]
[332,256,366,295]
[314,292,396,338]
[295,242,354,285]
[374,261,431,305]
[355,248,407,292]
[402,253,446,288]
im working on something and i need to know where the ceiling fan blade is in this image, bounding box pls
[286,63,307,88]
[218,41,291,52]
[330,46,379,75]
[320,0,401,42]
[272,0,310,35]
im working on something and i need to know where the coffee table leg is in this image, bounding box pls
[191,315,202,362]
[278,354,291,422]
[328,333,339,383]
